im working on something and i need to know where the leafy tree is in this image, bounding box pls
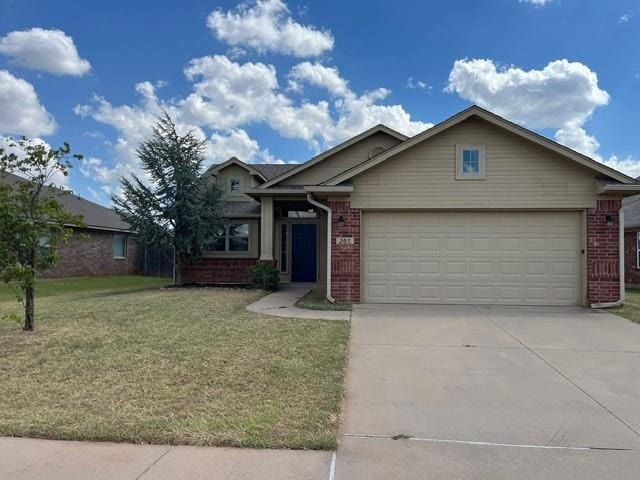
[113,113,223,285]
[0,138,84,331]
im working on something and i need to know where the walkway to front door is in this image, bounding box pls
[291,224,317,282]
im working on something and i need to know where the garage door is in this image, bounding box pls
[362,211,582,305]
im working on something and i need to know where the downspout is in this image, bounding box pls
[306,192,335,303]
[591,205,625,308]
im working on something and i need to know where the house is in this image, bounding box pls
[186,105,640,307]
[1,172,137,278]
[623,194,640,287]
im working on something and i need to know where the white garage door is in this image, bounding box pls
[362,211,582,306]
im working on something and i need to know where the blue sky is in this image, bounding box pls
[0,0,639,205]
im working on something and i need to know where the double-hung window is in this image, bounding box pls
[212,224,250,252]
[113,235,127,259]
[456,145,486,179]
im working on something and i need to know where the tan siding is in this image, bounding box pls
[351,118,601,209]
[216,164,256,201]
[283,132,402,186]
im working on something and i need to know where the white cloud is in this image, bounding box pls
[446,58,611,157]
[619,13,631,24]
[206,128,283,165]
[0,69,57,136]
[600,155,640,178]
[446,59,609,131]
[207,0,334,57]
[519,0,553,5]
[405,77,430,90]
[0,28,91,76]
[288,62,349,96]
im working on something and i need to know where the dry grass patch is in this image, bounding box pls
[0,287,349,449]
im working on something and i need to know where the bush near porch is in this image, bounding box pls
[0,279,350,449]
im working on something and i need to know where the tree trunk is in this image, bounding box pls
[24,284,35,331]
[174,251,184,286]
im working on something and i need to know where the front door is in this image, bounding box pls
[291,224,317,282]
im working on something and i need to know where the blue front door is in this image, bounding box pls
[291,224,317,282]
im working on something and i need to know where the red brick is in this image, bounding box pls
[586,199,621,304]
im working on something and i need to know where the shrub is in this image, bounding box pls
[249,263,280,291]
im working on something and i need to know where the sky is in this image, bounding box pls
[0,0,639,206]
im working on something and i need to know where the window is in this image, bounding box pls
[229,224,249,251]
[637,232,640,269]
[228,176,243,194]
[280,224,288,273]
[287,210,317,218]
[211,224,226,251]
[113,235,127,259]
[456,144,486,179]
[211,224,250,252]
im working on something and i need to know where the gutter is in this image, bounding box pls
[591,206,625,308]
[306,192,335,303]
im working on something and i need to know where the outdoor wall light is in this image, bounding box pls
[605,214,614,227]
[337,215,346,228]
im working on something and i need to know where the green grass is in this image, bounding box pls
[295,290,352,311]
[0,275,169,302]
[611,289,640,324]
[0,286,350,449]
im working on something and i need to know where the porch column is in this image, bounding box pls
[260,196,274,261]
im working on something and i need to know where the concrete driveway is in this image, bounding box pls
[336,305,640,479]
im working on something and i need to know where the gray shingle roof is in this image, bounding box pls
[251,163,298,179]
[624,194,640,229]
[2,172,131,232]
[221,200,261,216]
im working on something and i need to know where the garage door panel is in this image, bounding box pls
[362,211,582,306]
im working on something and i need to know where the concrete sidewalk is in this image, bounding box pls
[0,437,334,480]
[247,284,350,321]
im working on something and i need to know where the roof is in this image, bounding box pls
[205,157,298,181]
[624,195,640,229]
[321,105,638,187]
[257,124,409,189]
[221,200,261,217]
[1,172,132,232]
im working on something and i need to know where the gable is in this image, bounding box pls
[349,116,608,210]
[215,163,257,201]
[281,131,403,186]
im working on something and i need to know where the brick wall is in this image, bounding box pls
[624,230,640,286]
[586,199,621,304]
[182,257,258,284]
[43,228,138,278]
[329,200,361,303]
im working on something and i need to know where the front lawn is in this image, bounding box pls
[0,275,168,302]
[0,286,350,449]
[295,289,352,311]
[611,289,640,324]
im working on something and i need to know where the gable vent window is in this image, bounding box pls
[369,146,385,158]
[456,144,486,180]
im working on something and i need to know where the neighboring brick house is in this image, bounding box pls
[623,195,640,287]
[2,172,138,278]
[190,105,640,307]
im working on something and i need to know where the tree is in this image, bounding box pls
[0,138,84,331]
[112,113,223,285]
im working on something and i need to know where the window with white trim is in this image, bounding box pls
[456,144,486,179]
[211,224,250,252]
[113,235,127,259]
[228,177,243,194]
